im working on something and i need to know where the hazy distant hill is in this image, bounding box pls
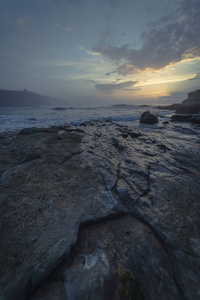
[0,89,68,107]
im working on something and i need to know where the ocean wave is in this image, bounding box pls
[0,105,143,133]
[52,107,74,111]
[112,104,138,108]
[103,114,140,122]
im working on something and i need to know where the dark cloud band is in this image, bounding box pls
[94,80,138,91]
[93,0,200,75]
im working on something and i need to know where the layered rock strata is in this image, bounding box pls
[0,121,200,300]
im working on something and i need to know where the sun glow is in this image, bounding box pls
[135,58,200,87]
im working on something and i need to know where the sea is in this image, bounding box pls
[0,105,199,141]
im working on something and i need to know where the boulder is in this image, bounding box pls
[0,121,200,300]
[140,111,159,124]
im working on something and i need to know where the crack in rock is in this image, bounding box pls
[1,121,200,300]
[137,165,151,199]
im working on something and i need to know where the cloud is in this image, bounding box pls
[53,22,72,32]
[188,73,200,80]
[94,80,139,92]
[16,18,25,27]
[157,91,188,103]
[5,16,26,28]
[53,0,81,4]
[105,71,115,76]
[93,0,200,74]
[106,63,137,76]
[79,45,100,55]
[107,0,121,9]
[85,80,97,84]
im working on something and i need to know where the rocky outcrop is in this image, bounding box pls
[170,113,200,123]
[157,89,200,114]
[176,89,200,113]
[0,121,200,300]
[170,114,194,122]
[140,111,159,124]
[190,114,200,124]
[156,103,181,111]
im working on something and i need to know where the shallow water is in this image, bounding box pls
[0,105,167,132]
[0,105,199,143]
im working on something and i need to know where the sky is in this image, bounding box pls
[0,0,200,105]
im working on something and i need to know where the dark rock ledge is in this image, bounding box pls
[0,121,200,300]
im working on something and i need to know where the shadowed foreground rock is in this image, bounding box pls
[0,121,200,300]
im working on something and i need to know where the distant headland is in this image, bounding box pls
[0,89,68,107]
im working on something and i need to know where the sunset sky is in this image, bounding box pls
[0,0,200,105]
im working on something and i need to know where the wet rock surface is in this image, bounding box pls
[191,114,200,124]
[170,113,200,123]
[0,121,200,300]
[171,114,194,122]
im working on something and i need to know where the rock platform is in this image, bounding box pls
[0,121,200,300]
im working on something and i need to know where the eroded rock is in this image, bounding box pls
[0,121,200,300]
